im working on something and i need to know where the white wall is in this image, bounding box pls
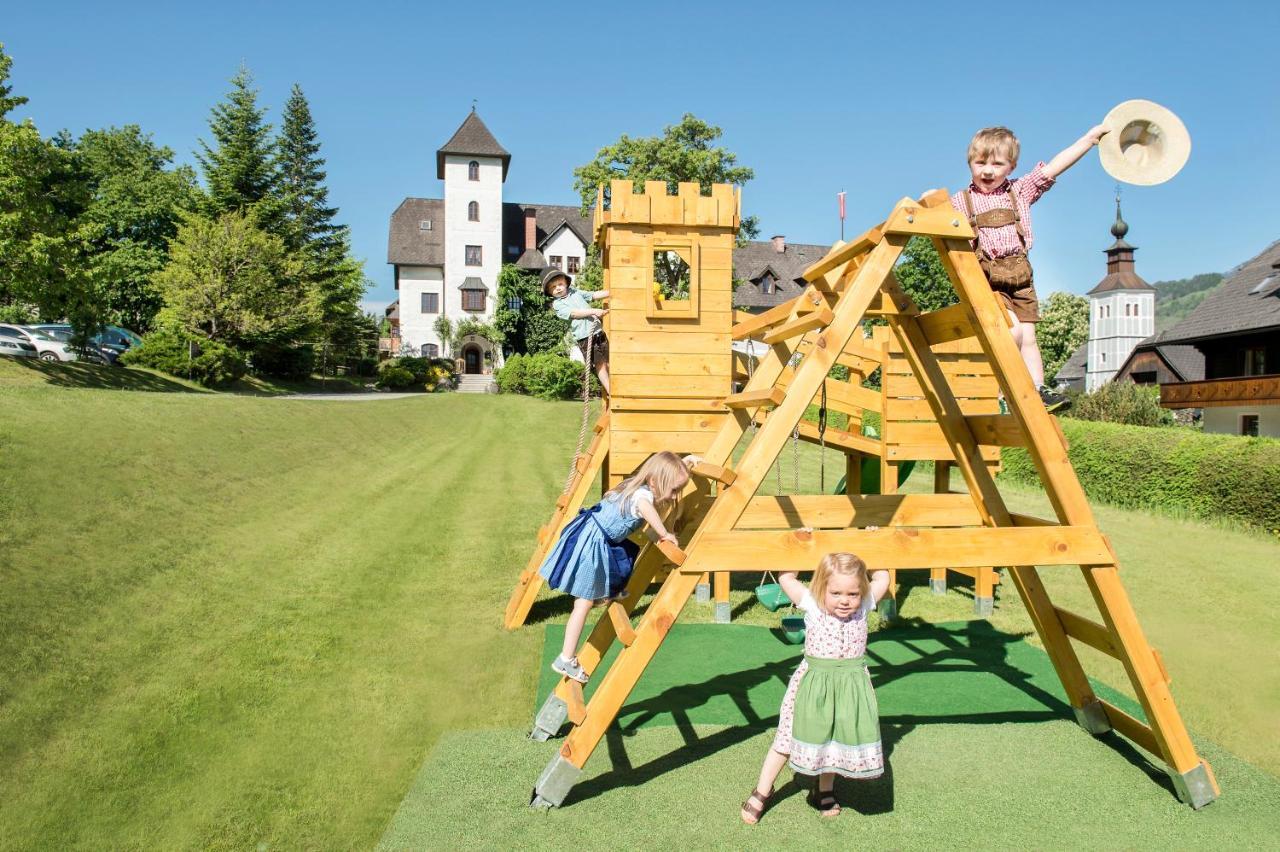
[1086,290,1155,391]
[1201,406,1280,438]
[443,154,503,331]
[398,265,446,355]
[542,227,587,282]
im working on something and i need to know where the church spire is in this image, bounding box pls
[1088,187,1154,294]
[1111,186,1129,240]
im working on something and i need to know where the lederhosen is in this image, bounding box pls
[962,189,1041,323]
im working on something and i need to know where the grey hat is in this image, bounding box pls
[540,266,570,294]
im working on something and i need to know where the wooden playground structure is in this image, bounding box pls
[504,181,1218,811]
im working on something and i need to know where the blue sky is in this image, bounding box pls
[5,1,1277,314]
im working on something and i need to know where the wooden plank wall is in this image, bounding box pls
[600,181,739,485]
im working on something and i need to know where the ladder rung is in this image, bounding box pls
[761,308,835,345]
[1054,606,1118,657]
[690,462,737,487]
[917,303,975,346]
[722,387,785,410]
[607,602,636,647]
[655,539,686,567]
[564,681,587,725]
[575,454,591,474]
[555,495,569,510]
[1099,699,1160,757]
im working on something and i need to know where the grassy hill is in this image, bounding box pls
[2,359,1277,847]
[1153,272,1224,332]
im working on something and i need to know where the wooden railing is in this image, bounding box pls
[1160,374,1280,409]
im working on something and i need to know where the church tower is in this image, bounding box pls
[1085,194,1156,391]
[438,109,509,368]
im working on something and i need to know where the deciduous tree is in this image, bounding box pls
[1038,291,1090,382]
[573,114,759,244]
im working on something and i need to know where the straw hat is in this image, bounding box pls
[541,266,570,294]
[1099,99,1191,186]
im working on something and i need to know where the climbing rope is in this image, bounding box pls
[561,318,601,496]
[818,378,828,492]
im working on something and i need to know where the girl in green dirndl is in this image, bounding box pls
[740,553,891,824]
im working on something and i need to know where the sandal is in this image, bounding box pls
[807,785,841,818]
[551,655,589,684]
[740,788,771,825]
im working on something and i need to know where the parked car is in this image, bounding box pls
[0,324,77,361]
[30,324,138,363]
[0,326,38,358]
[26,326,117,365]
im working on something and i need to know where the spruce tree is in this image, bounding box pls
[275,84,365,349]
[0,43,30,119]
[276,84,343,259]
[197,66,278,223]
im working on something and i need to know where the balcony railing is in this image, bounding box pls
[1161,374,1280,409]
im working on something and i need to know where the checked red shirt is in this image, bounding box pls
[950,162,1056,259]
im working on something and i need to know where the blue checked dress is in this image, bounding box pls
[538,487,651,601]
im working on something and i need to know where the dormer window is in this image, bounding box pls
[760,273,775,295]
[468,201,479,222]
[468,160,479,181]
[419,220,432,231]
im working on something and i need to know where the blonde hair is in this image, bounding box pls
[968,126,1020,164]
[810,552,869,613]
[608,451,689,509]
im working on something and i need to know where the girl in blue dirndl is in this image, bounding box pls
[539,451,690,684]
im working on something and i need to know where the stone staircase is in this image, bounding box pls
[456,374,496,394]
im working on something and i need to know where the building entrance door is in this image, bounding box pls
[464,346,482,374]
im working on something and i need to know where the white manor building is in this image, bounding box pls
[386,110,592,373]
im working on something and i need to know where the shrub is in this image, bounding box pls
[251,343,315,380]
[495,353,595,400]
[121,328,247,387]
[495,354,528,394]
[1065,381,1174,427]
[375,366,415,390]
[525,354,588,400]
[999,419,1280,531]
[424,364,453,392]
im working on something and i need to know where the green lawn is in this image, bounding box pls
[2,358,1277,848]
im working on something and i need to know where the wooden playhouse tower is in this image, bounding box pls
[504,179,739,629]
[512,186,1218,812]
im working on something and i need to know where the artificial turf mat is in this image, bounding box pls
[379,623,1280,849]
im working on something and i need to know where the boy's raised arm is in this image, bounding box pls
[1044,124,1110,179]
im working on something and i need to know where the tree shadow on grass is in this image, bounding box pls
[563,619,1176,808]
[9,359,207,393]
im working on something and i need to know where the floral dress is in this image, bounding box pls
[772,590,882,779]
[538,487,651,601]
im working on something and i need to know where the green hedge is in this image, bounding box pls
[495,353,594,400]
[1000,419,1280,532]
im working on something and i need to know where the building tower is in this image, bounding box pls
[439,109,509,372]
[1085,194,1156,391]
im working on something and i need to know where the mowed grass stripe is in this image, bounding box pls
[0,390,582,848]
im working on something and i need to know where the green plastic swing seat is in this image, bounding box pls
[755,583,790,612]
[780,615,807,645]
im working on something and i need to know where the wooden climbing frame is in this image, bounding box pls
[521,187,1218,812]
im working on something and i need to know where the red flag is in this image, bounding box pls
[838,191,846,220]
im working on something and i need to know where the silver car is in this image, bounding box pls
[0,324,76,361]
[0,325,38,358]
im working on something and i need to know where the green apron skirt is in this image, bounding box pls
[788,655,883,779]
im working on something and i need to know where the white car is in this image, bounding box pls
[0,326,38,358]
[0,324,76,361]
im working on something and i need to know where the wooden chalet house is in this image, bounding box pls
[1157,239,1280,436]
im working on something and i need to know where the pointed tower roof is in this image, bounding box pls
[436,109,511,180]
[1087,192,1155,295]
